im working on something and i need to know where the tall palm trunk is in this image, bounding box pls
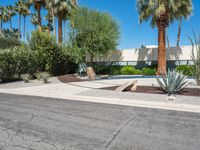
[19,15,21,38]
[52,9,56,37]
[176,18,182,47]
[157,26,167,75]
[58,13,63,43]
[37,4,42,31]
[64,20,66,42]
[23,16,26,41]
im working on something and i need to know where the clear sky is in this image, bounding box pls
[1,0,200,49]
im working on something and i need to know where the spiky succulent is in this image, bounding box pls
[40,72,51,83]
[156,70,188,96]
[21,73,31,83]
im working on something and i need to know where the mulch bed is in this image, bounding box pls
[100,86,200,97]
[57,74,84,83]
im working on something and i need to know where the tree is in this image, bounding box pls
[54,0,77,44]
[45,0,56,36]
[45,11,53,32]
[0,7,9,29]
[6,5,16,30]
[137,0,192,74]
[28,0,45,31]
[0,7,4,33]
[15,0,25,38]
[177,18,182,47]
[31,13,39,29]
[69,7,120,64]
[22,2,30,40]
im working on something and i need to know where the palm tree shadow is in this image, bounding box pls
[135,47,157,69]
[167,46,183,69]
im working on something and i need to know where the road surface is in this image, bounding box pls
[0,93,199,150]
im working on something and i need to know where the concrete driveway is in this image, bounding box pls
[0,93,200,150]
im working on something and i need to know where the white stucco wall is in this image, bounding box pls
[118,45,196,61]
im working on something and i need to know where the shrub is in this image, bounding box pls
[142,67,156,76]
[39,72,51,83]
[156,70,188,96]
[0,36,20,49]
[120,66,142,75]
[29,30,78,76]
[21,74,32,83]
[176,65,193,76]
[0,46,34,82]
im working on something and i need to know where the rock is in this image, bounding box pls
[86,67,96,80]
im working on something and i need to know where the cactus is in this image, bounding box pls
[156,70,188,96]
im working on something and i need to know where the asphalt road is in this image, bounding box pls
[0,93,199,150]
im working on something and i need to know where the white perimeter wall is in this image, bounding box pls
[119,46,196,61]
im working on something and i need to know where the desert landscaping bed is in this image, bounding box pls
[100,86,200,97]
[57,74,84,83]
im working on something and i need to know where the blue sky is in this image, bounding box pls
[1,0,200,49]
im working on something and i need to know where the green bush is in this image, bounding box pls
[142,67,156,76]
[0,46,34,82]
[29,30,78,76]
[0,36,21,49]
[176,65,193,76]
[120,66,142,75]
[0,31,79,82]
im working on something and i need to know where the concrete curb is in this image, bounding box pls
[1,91,200,113]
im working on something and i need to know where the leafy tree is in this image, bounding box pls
[69,7,120,64]
[137,0,192,74]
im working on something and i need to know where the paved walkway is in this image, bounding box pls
[0,77,199,113]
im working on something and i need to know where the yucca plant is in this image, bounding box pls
[21,73,31,83]
[34,72,41,80]
[156,70,188,96]
[40,72,50,83]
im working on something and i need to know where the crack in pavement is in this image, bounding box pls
[104,115,137,149]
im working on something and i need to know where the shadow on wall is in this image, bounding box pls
[135,46,183,69]
[167,46,183,68]
[135,47,157,69]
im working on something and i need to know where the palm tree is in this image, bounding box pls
[0,7,4,33]
[31,13,39,29]
[6,5,16,30]
[0,7,9,30]
[33,0,45,31]
[22,2,30,40]
[45,0,56,36]
[54,0,77,43]
[15,0,24,38]
[45,11,53,32]
[137,0,192,74]
[177,18,182,47]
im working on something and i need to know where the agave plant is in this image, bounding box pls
[156,70,188,96]
[21,73,31,83]
[40,72,51,83]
